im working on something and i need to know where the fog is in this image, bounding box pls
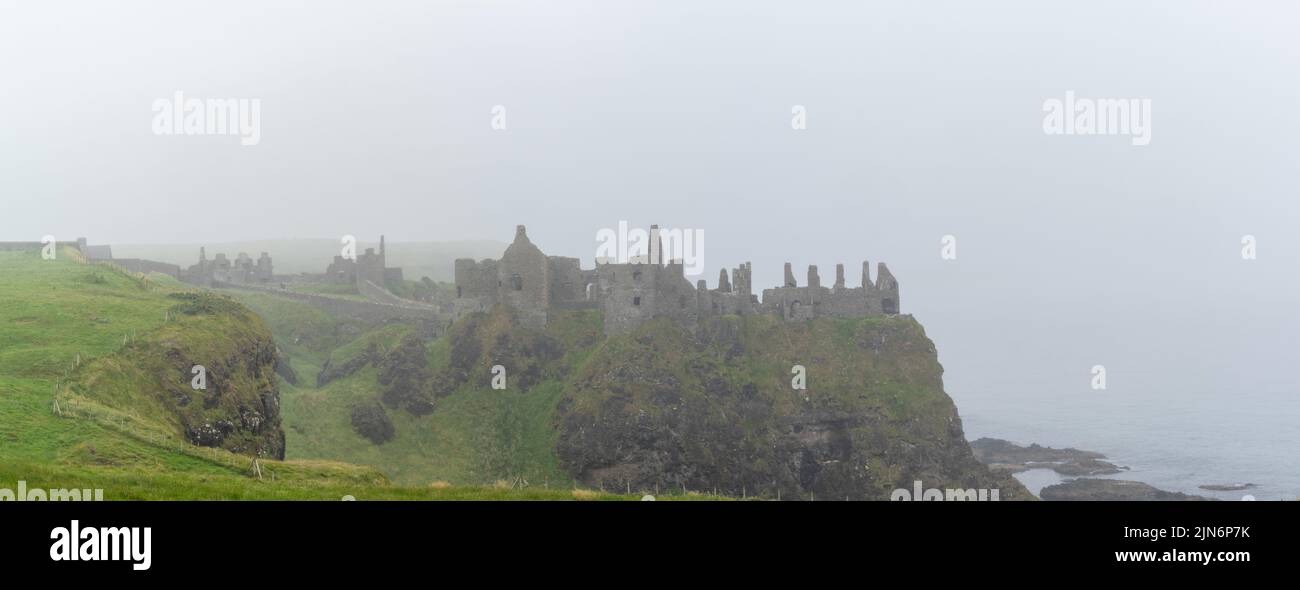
[2,1,1297,445]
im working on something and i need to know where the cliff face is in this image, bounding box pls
[286,302,1026,498]
[74,292,286,459]
[552,315,1030,500]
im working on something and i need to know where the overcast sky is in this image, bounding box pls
[2,1,1297,435]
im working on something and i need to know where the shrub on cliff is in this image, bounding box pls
[351,400,396,444]
[377,335,434,414]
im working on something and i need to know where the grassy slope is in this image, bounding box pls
[0,250,642,500]
[237,288,595,488]
[281,369,574,487]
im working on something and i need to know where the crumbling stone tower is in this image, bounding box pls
[497,225,551,328]
[451,226,553,328]
[255,252,274,282]
[356,236,387,286]
[697,262,756,318]
[595,226,699,336]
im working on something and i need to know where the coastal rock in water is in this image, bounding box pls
[1041,478,1214,501]
[1198,483,1255,492]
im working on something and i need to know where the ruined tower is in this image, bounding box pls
[497,225,551,328]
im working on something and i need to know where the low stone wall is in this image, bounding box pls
[217,281,446,324]
[0,242,47,252]
[111,258,182,278]
[358,279,436,309]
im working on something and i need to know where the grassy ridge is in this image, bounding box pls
[0,250,648,500]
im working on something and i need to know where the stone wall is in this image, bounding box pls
[547,256,588,304]
[219,282,445,324]
[759,262,899,320]
[0,242,46,252]
[111,258,182,278]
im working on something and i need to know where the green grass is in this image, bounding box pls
[236,290,585,488]
[232,291,370,367]
[269,307,603,489]
[0,250,687,500]
[281,367,576,487]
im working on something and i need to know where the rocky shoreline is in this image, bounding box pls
[970,438,1217,501]
[969,437,1126,477]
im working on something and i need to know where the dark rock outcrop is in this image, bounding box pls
[317,342,379,387]
[274,348,299,385]
[350,400,396,444]
[377,335,434,414]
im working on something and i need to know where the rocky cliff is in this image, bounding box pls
[553,314,1029,500]
[377,306,1028,499]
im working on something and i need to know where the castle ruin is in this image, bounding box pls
[324,235,404,286]
[47,229,899,334]
[184,248,275,287]
[453,225,900,335]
